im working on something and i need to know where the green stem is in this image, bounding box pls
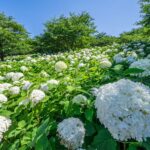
[123,142,126,150]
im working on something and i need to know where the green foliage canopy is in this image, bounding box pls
[139,0,150,27]
[34,12,96,53]
[92,32,119,47]
[0,13,31,60]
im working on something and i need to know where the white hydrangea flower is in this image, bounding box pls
[40,70,50,78]
[6,65,12,69]
[68,55,73,60]
[0,94,7,103]
[70,60,75,64]
[72,94,87,105]
[30,89,45,104]
[113,54,125,63]
[9,86,20,95]
[5,72,15,80]
[129,59,150,77]
[96,54,105,60]
[26,56,32,60]
[0,76,5,81]
[85,57,90,61]
[105,49,113,54]
[40,79,59,92]
[57,118,85,149]
[126,56,136,63]
[78,63,86,68]
[30,59,37,63]
[0,83,12,93]
[22,80,32,90]
[12,72,24,81]
[40,83,49,92]
[63,76,72,85]
[6,72,24,81]
[0,116,11,142]
[95,79,150,142]
[20,66,28,72]
[100,58,112,68]
[130,52,138,58]
[0,65,12,69]
[126,52,138,63]
[55,61,67,72]
[47,79,59,86]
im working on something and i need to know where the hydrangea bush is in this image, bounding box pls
[95,79,150,142]
[0,43,149,150]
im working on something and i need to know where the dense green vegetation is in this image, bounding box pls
[0,0,149,150]
[0,13,32,61]
[119,0,150,43]
[139,0,150,28]
[34,12,96,53]
[0,39,150,150]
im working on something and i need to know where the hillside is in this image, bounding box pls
[0,42,150,149]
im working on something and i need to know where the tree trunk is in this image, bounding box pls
[0,42,5,61]
[0,51,5,61]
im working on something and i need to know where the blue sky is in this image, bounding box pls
[0,0,140,37]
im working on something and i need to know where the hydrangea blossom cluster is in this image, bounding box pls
[40,70,50,78]
[40,83,49,92]
[47,79,59,86]
[72,94,87,105]
[9,86,20,95]
[22,80,32,90]
[5,72,24,81]
[30,89,45,104]
[113,53,125,63]
[0,83,12,93]
[122,42,146,57]
[57,117,85,149]
[100,58,112,68]
[129,59,150,77]
[78,63,86,68]
[126,51,137,63]
[0,94,8,103]
[19,88,46,106]
[40,79,59,92]
[113,51,137,64]
[0,76,5,81]
[95,79,150,142]
[0,64,12,69]
[0,116,11,142]
[55,61,67,72]
[5,72,14,80]
[20,66,28,72]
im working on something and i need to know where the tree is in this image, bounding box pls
[34,12,96,53]
[119,0,150,43]
[0,13,31,61]
[138,0,150,27]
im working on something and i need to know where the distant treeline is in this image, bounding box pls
[0,0,149,61]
